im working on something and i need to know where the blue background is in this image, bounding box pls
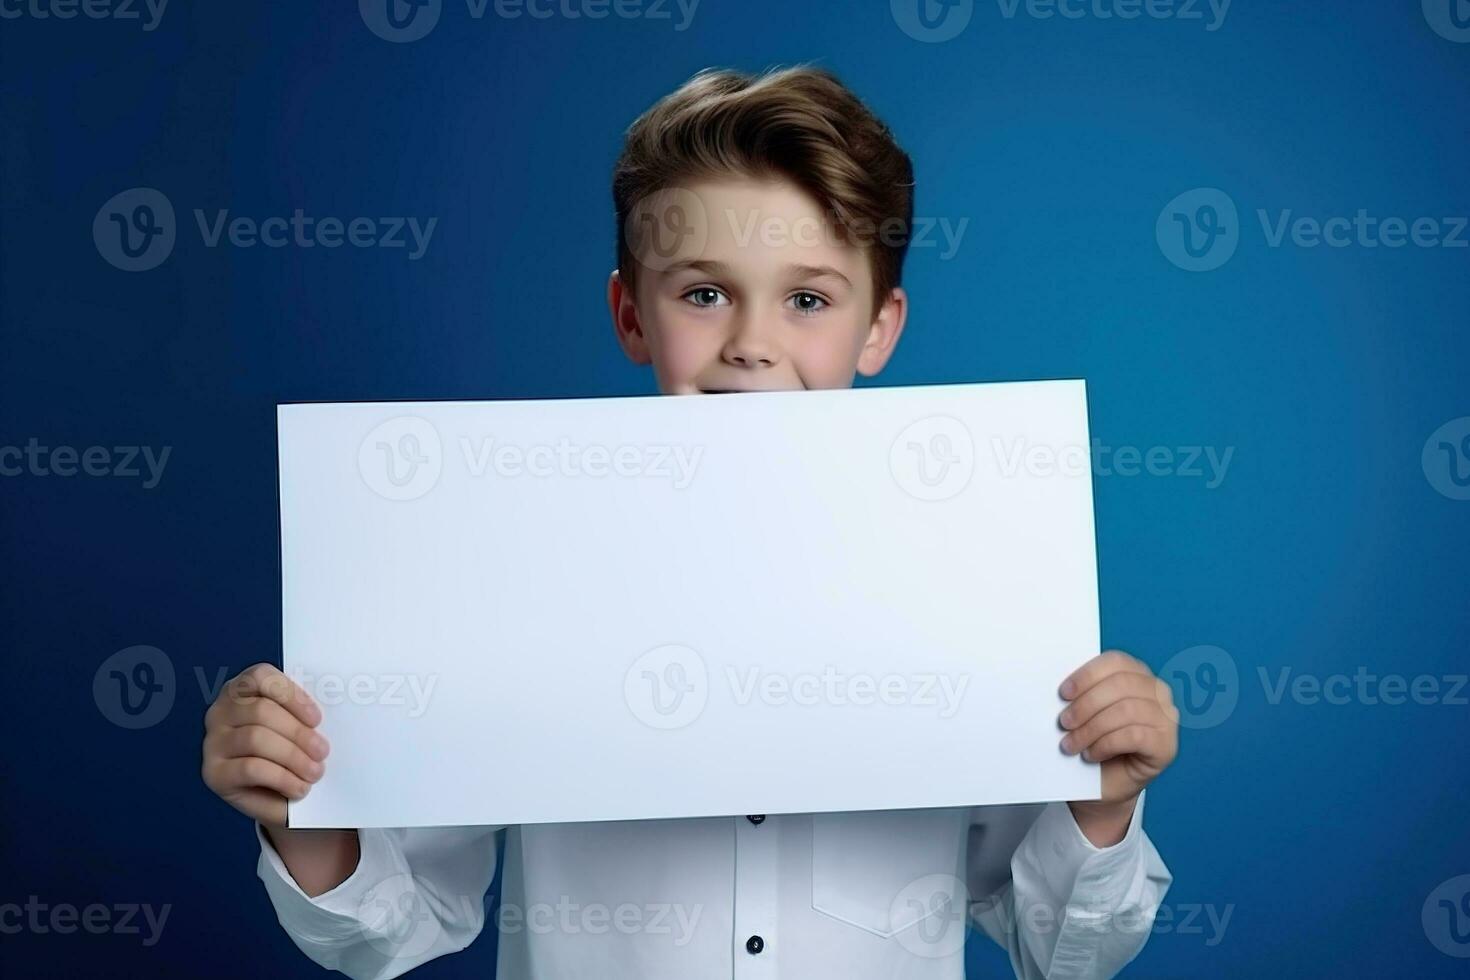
[2,0,1468,976]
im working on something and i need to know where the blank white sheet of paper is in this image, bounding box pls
[278,380,1101,828]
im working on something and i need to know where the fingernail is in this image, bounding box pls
[1059,709,1073,728]
[1060,679,1076,699]
[1060,735,1075,754]
[311,735,330,759]
[307,761,324,781]
[1081,748,1093,762]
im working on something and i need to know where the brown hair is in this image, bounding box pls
[612,66,915,317]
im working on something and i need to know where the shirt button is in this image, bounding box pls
[745,934,765,955]
[746,814,765,825]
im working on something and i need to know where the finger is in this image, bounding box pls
[218,725,325,783]
[1060,650,1150,700]
[216,757,313,802]
[1081,724,1161,764]
[222,786,289,828]
[223,664,321,728]
[1059,671,1162,730]
[1061,698,1164,756]
[214,695,329,761]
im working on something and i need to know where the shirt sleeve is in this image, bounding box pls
[255,823,501,980]
[970,792,1172,980]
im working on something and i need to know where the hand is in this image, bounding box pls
[201,663,329,829]
[1058,650,1179,844]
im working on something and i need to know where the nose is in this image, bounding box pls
[720,317,781,370]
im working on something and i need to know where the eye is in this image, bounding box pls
[787,291,829,316]
[682,286,728,308]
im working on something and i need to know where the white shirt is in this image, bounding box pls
[256,794,1170,979]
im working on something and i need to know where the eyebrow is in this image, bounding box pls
[785,263,853,288]
[664,259,853,288]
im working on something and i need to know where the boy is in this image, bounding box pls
[202,66,1177,979]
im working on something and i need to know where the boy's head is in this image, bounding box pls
[609,67,914,394]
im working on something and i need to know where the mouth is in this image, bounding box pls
[696,385,800,395]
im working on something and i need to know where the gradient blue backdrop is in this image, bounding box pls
[2,1,1468,976]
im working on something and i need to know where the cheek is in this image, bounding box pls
[788,315,871,387]
[645,304,724,382]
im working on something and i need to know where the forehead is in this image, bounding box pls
[631,176,870,284]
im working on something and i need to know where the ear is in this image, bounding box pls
[608,269,652,365]
[856,286,908,377]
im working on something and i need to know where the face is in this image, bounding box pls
[608,177,907,394]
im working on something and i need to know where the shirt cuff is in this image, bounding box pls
[1027,791,1149,909]
[255,823,410,943]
